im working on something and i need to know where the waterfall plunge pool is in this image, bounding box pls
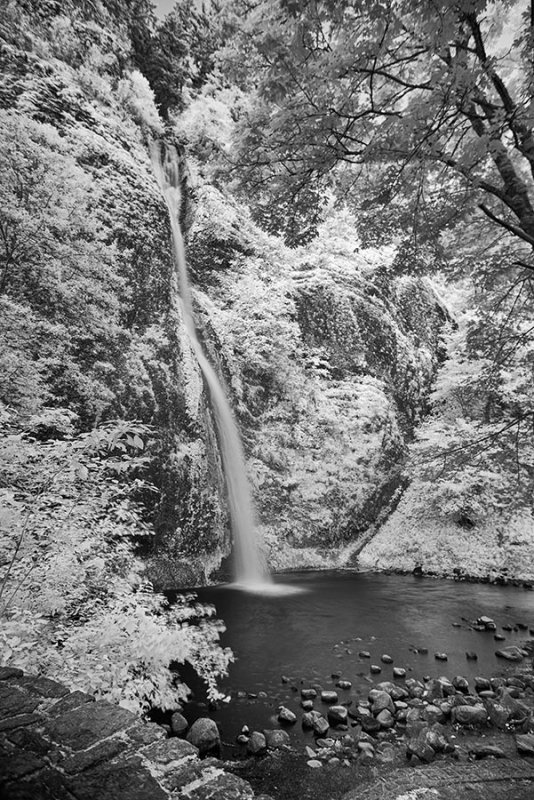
[165,570,534,752]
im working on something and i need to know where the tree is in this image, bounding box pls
[141,1,221,117]
[225,0,534,258]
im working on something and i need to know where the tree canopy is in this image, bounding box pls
[223,0,534,257]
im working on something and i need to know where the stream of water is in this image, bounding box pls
[168,571,534,750]
[151,142,270,589]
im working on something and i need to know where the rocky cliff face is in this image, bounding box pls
[0,0,230,586]
[186,201,449,572]
[0,1,450,586]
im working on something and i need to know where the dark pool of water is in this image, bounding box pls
[167,571,534,751]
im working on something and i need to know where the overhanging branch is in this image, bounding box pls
[478,203,534,248]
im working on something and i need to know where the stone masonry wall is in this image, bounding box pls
[0,667,268,800]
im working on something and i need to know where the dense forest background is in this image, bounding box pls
[0,0,533,710]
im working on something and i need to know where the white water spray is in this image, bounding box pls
[151,142,271,589]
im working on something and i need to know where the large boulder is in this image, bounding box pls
[186,718,220,755]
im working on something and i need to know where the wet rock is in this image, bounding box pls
[381,655,393,664]
[186,718,220,755]
[494,634,506,641]
[237,734,249,745]
[376,742,396,763]
[301,688,317,700]
[358,651,371,659]
[474,677,492,693]
[359,714,381,734]
[406,727,436,763]
[358,741,375,759]
[278,706,297,724]
[496,645,525,662]
[469,743,507,759]
[496,689,530,723]
[301,700,314,711]
[405,678,425,697]
[263,729,290,749]
[307,759,322,768]
[425,725,449,753]
[321,690,338,704]
[302,710,329,737]
[247,731,267,755]
[369,690,395,715]
[425,678,444,703]
[477,616,496,630]
[422,705,445,725]
[170,711,188,736]
[466,651,478,660]
[452,676,469,694]
[336,680,352,690]
[482,698,511,730]
[376,709,395,728]
[434,653,448,661]
[451,705,488,726]
[327,705,348,726]
[516,733,534,755]
[370,665,382,674]
[506,677,526,689]
[393,667,406,679]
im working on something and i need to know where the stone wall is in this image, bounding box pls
[0,667,268,800]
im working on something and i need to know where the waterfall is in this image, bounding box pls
[151,142,271,589]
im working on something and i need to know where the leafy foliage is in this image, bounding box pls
[221,0,534,257]
[0,412,232,710]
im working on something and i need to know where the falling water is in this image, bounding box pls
[151,142,271,589]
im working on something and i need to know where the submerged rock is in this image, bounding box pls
[495,646,525,662]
